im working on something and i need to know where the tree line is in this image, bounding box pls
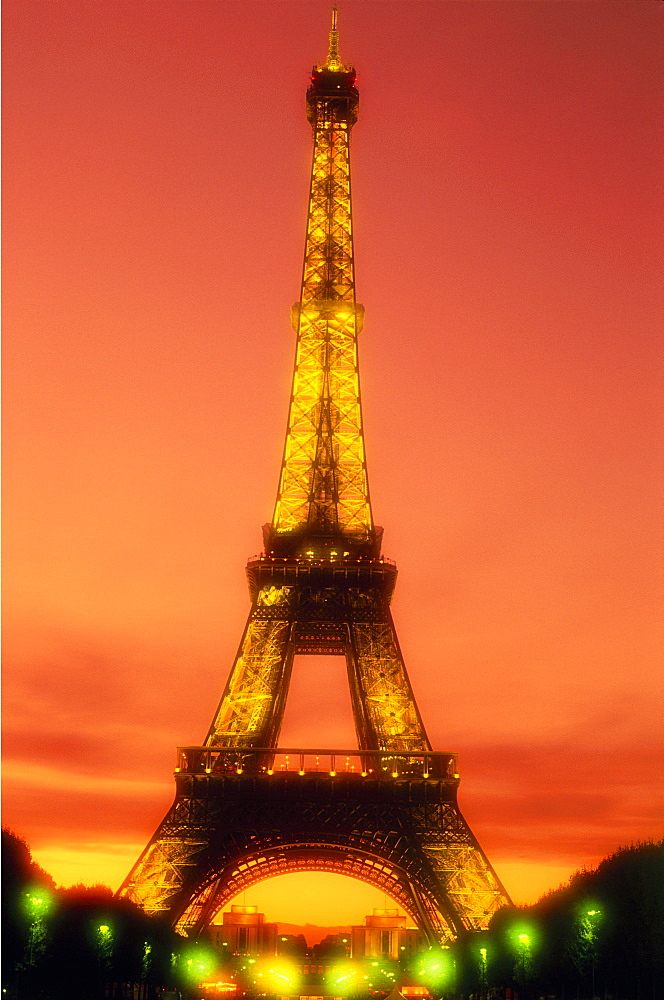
[3,829,662,1000]
[2,829,198,999]
[451,840,664,1000]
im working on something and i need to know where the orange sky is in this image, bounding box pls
[3,0,663,925]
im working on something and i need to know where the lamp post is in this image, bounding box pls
[585,909,601,999]
[97,923,113,999]
[23,888,53,998]
[25,890,51,961]
[479,947,488,1000]
[517,934,530,1000]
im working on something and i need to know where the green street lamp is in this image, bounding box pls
[24,888,54,963]
[25,891,52,919]
[182,947,217,985]
[517,934,530,1000]
[97,923,113,951]
[585,908,601,999]
[96,922,113,999]
[23,888,54,999]
[479,947,488,1000]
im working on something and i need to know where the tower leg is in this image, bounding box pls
[206,586,295,749]
[347,614,430,753]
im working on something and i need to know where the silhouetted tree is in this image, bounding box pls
[456,840,664,1000]
[2,828,57,994]
[1,830,186,999]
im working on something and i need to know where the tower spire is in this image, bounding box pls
[325,6,341,70]
[319,5,349,73]
[269,6,369,557]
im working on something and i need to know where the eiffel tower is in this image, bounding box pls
[119,11,511,943]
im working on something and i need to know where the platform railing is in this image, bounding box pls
[175,747,458,780]
[247,553,397,566]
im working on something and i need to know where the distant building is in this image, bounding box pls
[210,904,278,956]
[351,909,426,960]
[311,932,351,960]
[277,932,308,957]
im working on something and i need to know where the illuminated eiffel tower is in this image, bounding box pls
[119,11,511,943]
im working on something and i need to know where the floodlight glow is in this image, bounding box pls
[327,962,359,988]
[263,959,300,991]
[182,947,217,983]
[415,949,451,985]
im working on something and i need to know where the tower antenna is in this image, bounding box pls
[324,5,342,70]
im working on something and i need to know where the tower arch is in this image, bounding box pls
[174,844,450,939]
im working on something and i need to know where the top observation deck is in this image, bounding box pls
[306,10,359,132]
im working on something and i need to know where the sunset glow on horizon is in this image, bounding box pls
[3,0,662,926]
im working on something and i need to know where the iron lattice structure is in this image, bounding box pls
[119,13,511,944]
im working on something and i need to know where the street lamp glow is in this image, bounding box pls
[24,887,54,918]
[478,945,489,1000]
[182,947,217,983]
[416,949,451,985]
[509,923,537,952]
[579,904,602,999]
[263,959,301,992]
